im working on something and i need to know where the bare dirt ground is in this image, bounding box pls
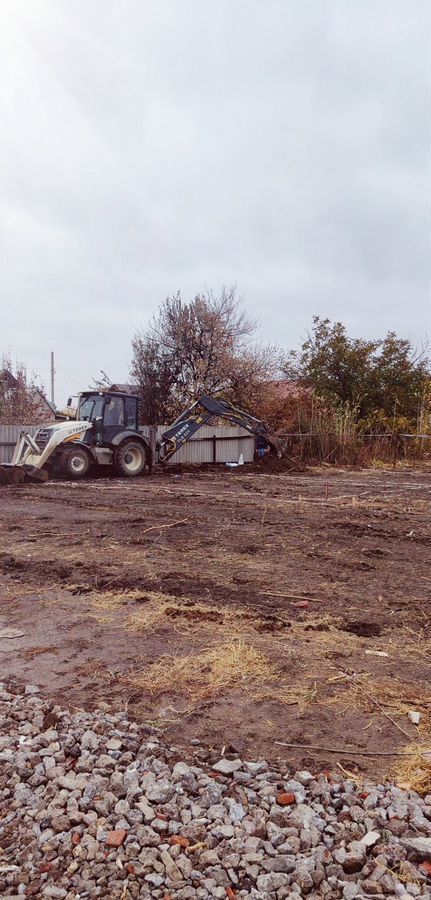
[1,464,430,782]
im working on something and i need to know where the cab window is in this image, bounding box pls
[103,397,125,427]
[79,395,105,421]
[124,397,138,429]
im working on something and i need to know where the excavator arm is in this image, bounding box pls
[158,394,281,463]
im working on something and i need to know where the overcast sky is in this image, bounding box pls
[0,0,429,406]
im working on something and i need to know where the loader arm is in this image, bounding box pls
[158,394,279,463]
[0,421,93,485]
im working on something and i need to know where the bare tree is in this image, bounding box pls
[91,370,112,390]
[0,357,48,424]
[131,286,279,421]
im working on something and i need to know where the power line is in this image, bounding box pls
[54,365,95,387]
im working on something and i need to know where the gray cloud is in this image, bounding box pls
[0,0,429,404]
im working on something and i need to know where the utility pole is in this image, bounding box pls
[50,351,55,408]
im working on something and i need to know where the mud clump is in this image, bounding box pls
[343,621,382,637]
[165,606,223,623]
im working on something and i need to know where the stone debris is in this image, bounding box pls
[408,711,422,726]
[212,758,244,775]
[1,682,431,898]
[360,830,381,848]
[401,837,431,859]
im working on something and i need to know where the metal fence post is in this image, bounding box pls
[149,425,157,466]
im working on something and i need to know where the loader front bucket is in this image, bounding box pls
[23,465,49,483]
[0,465,26,485]
[0,465,49,485]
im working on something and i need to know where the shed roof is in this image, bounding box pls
[109,383,139,394]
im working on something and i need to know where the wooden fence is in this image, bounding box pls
[0,424,255,465]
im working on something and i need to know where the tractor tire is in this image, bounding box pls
[115,440,147,477]
[60,446,91,479]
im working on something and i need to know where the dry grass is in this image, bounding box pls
[87,590,342,668]
[87,589,416,668]
[87,589,230,634]
[328,673,431,790]
[286,614,361,657]
[395,744,431,795]
[87,589,188,627]
[123,638,277,701]
[395,625,431,661]
[84,590,431,761]
[124,635,321,713]
[383,861,423,887]
[23,645,58,660]
[396,705,431,794]
[87,589,142,623]
[327,673,431,718]
[126,600,225,634]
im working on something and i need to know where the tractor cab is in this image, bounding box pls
[52,389,151,478]
[77,391,140,446]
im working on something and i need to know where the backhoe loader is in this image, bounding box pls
[0,391,281,484]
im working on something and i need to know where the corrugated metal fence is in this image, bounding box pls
[0,424,254,465]
[0,425,40,464]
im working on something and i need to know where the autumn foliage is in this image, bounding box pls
[0,359,49,425]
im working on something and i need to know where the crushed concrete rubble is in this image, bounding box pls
[1,682,431,899]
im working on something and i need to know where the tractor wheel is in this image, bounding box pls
[61,446,91,479]
[115,440,147,477]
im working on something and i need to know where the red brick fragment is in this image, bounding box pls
[277,791,296,806]
[169,835,190,848]
[226,888,236,899]
[105,828,127,848]
[419,861,431,877]
[321,769,332,782]
[71,833,81,845]
[126,863,135,874]
[39,862,52,873]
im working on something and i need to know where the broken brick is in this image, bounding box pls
[71,833,81,845]
[105,828,127,848]
[226,888,236,899]
[169,835,190,848]
[321,769,332,782]
[39,862,52,873]
[419,861,431,877]
[277,791,296,806]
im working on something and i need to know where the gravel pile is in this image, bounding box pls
[1,683,431,899]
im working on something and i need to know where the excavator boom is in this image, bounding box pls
[158,394,279,463]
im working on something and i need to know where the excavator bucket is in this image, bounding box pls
[267,434,284,458]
